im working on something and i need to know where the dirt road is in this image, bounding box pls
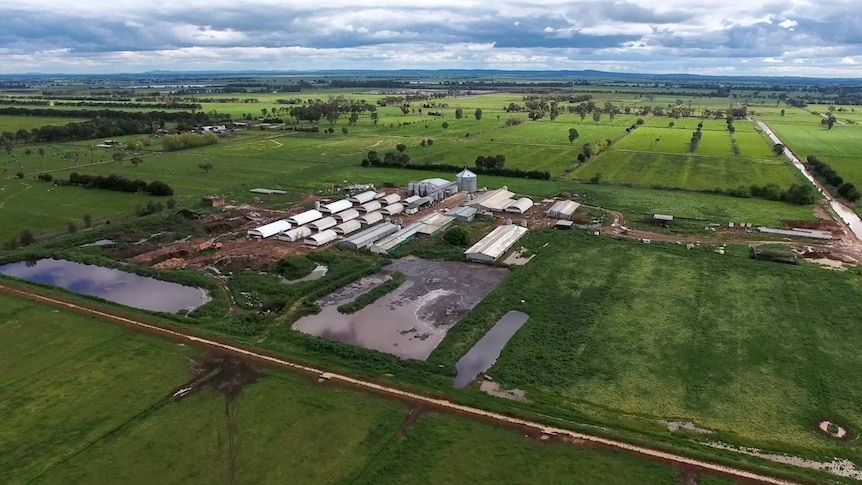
[0,282,805,485]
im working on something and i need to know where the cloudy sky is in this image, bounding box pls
[1,0,860,76]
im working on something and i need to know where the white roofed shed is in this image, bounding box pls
[348,191,377,204]
[504,197,534,214]
[248,219,291,238]
[320,199,353,215]
[277,226,312,242]
[465,225,529,263]
[304,229,338,246]
[287,209,323,226]
[309,217,337,232]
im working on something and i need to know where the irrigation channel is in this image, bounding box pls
[0,281,807,485]
[755,120,862,240]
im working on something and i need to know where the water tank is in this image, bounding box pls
[456,168,478,193]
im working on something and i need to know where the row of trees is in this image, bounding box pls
[67,172,174,196]
[359,151,549,180]
[0,98,201,110]
[454,108,483,120]
[474,155,505,170]
[806,156,860,201]
[161,133,219,151]
[721,183,817,205]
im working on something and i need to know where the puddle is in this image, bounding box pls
[292,257,509,360]
[453,311,528,388]
[707,442,862,479]
[0,258,209,313]
[279,264,328,285]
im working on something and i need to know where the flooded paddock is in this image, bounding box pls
[292,256,510,360]
[0,258,209,313]
[454,311,529,388]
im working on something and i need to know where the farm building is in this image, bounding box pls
[320,199,353,215]
[555,220,574,229]
[407,178,458,201]
[404,195,421,205]
[757,227,833,240]
[750,246,799,264]
[546,200,581,220]
[653,214,674,225]
[456,168,478,193]
[358,211,384,225]
[250,188,287,195]
[304,229,338,247]
[277,226,312,242]
[309,217,338,232]
[468,188,516,212]
[380,193,402,206]
[340,223,399,250]
[505,198,534,214]
[348,190,377,205]
[370,223,424,254]
[202,195,225,208]
[248,219,291,238]
[381,203,405,216]
[333,220,362,236]
[417,212,455,235]
[358,201,383,213]
[287,209,323,226]
[465,225,529,263]
[334,208,360,223]
[449,206,477,222]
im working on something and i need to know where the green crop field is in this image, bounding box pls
[767,121,862,189]
[431,231,862,462]
[0,115,87,132]
[1,293,693,485]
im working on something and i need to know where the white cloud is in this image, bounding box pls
[763,57,783,63]
[778,19,798,29]
[840,57,857,65]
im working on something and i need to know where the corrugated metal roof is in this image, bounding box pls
[321,199,352,215]
[653,214,674,221]
[420,178,454,188]
[757,227,833,240]
[333,220,362,235]
[309,216,337,231]
[417,213,455,235]
[465,225,529,262]
[358,201,382,213]
[248,219,291,238]
[358,211,383,225]
[370,222,423,254]
[381,203,404,215]
[469,188,515,211]
[277,225,312,242]
[504,198,534,214]
[449,206,477,218]
[404,195,421,205]
[304,229,338,246]
[334,208,360,222]
[287,209,323,226]
[407,196,433,209]
[340,223,399,249]
[348,190,377,204]
[380,193,401,205]
[546,200,580,219]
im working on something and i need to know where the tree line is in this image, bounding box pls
[161,133,219,151]
[65,172,174,196]
[0,99,202,110]
[806,156,861,202]
[359,150,550,180]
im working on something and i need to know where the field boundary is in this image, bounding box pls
[0,282,808,485]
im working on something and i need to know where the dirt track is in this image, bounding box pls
[0,282,806,485]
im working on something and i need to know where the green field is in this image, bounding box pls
[0,293,693,485]
[767,121,862,190]
[0,115,87,132]
[431,231,862,462]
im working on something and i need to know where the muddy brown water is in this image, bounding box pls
[292,257,510,360]
[0,258,209,313]
[453,311,528,388]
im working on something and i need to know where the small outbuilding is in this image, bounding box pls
[309,216,338,232]
[248,219,291,238]
[653,214,674,225]
[456,168,478,193]
[449,206,477,222]
[504,198,534,214]
[546,200,581,220]
[287,209,323,226]
[304,229,338,246]
[202,195,225,208]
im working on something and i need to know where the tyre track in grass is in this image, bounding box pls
[0,282,806,485]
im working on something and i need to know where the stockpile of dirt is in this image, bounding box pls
[782,219,842,234]
[153,258,186,270]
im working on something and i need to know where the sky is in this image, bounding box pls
[1,0,861,77]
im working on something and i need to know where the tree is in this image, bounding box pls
[592,112,601,124]
[590,173,602,184]
[348,112,359,126]
[112,152,125,163]
[83,214,93,228]
[443,226,469,246]
[568,128,579,144]
[783,183,817,205]
[474,108,483,121]
[772,143,785,156]
[18,229,35,246]
[636,118,645,125]
[16,172,24,179]
[199,162,213,173]
[370,111,379,125]
[455,108,464,119]
[420,139,427,147]
[67,222,78,234]
[780,109,785,116]
[582,143,593,158]
[668,121,675,128]
[24,148,31,156]
[146,181,174,196]
[822,114,836,130]
[38,147,45,156]
[167,198,177,209]
[341,127,349,134]
[396,143,407,152]
[442,122,449,129]
[400,104,410,115]
[131,157,143,166]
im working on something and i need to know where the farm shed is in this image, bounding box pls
[555,220,574,229]
[304,229,338,247]
[407,196,433,210]
[449,206,477,222]
[417,212,455,235]
[348,190,377,205]
[309,217,338,232]
[404,195,422,205]
[320,199,353,215]
[468,188,515,211]
[546,200,580,220]
[287,209,323,226]
[456,168,478,193]
[653,214,674,225]
[277,226,312,242]
[358,201,383,213]
[334,208,359,223]
[407,178,458,201]
[381,203,405,216]
[248,219,291,238]
[358,211,384,225]
[465,225,529,263]
[333,220,362,236]
[505,198,534,214]
[202,195,225,208]
[380,193,402,206]
[370,222,424,254]
[250,188,287,195]
[757,227,833,240]
[340,223,399,250]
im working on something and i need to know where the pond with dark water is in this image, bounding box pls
[454,311,528,388]
[0,259,209,313]
[292,257,510,360]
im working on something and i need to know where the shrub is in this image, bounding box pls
[161,132,219,151]
[443,227,470,247]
